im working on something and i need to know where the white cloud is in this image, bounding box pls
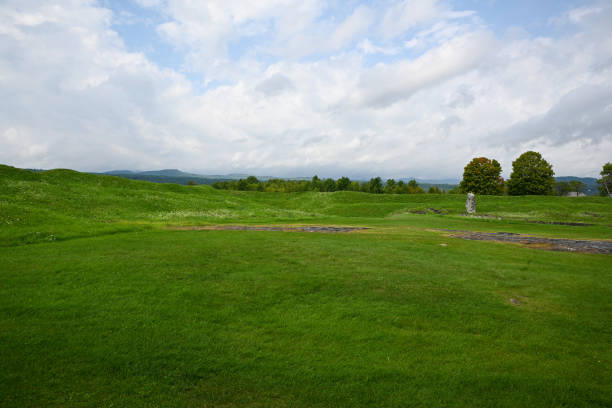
[491,85,612,147]
[0,0,611,178]
[326,5,374,51]
[255,73,295,96]
[379,0,444,39]
[358,38,400,55]
[350,30,496,107]
[149,0,325,70]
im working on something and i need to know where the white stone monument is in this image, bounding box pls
[466,192,476,214]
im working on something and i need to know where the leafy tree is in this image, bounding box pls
[554,181,571,196]
[237,179,249,190]
[554,181,585,196]
[310,175,322,192]
[428,186,441,194]
[241,176,261,191]
[396,180,406,194]
[407,179,424,194]
[459,157,504,195]
[384,179,396,194]
[568,180,586,195]
[597,162,612,196]
[321,178,336,192]
[506,151,555,195]
[348,181,361,191]
[369,177,383,194]
[447,186,461,194]
[336,177,351,191]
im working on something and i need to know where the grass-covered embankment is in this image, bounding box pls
[1,164,611,407]
[1,164,611,246]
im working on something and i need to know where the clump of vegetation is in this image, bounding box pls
[212,175,430,194]
[210,151,603,199]
[459,157,504,195]
[507,151,555,195]
[554,180,586,196]
[597,162,611,196]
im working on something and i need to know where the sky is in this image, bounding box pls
[1,0,611,179]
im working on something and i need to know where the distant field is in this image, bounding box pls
[1,165,611,407]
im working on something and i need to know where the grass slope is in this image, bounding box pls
[2,165,611,246]
[1,164,611,407]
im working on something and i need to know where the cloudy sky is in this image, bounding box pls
[1,0,611,179]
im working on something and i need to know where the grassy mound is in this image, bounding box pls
[2,164,610,246]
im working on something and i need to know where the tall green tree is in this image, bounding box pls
[384,179,396,194]
[237,179,249,190]
[369,177,383,194]
[310,175,322,192]
[407,180,424,194]
[554,181,572,196]
[336,177,351,191]
[459,157,504,195]
[396,180,406,194]
[597,163,612,196]
[506,151,555,195]
[568,180,586,195]
[348,181,361,191]
[321,178,336,192]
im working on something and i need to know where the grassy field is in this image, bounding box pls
[1,164,611,407]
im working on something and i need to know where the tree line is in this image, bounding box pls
[211,152,611,196]
[212,176,444,194]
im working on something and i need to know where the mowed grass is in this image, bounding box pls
[1,164,611,407]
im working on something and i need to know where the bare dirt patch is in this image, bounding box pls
[442,230,612,255]
[170,225,371,233]
[525,220,595,227]
[409,208,445,215]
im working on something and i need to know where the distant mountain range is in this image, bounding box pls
[96,169,229,185]
[104,169,221,178]
[410,178,460,185]
[554,176,599,195]
[98,169,289,184]
[98,169,459,187]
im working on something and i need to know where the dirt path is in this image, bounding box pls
[171,225,370,233]
[444,230,612,254]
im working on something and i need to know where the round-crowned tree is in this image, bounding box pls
[597,162,612,196]
[506,151,555,195]
[336,176,351,191]
[459,157,504,195]
[368,177,383,194]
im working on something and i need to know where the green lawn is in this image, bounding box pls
[1,165,611,407]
